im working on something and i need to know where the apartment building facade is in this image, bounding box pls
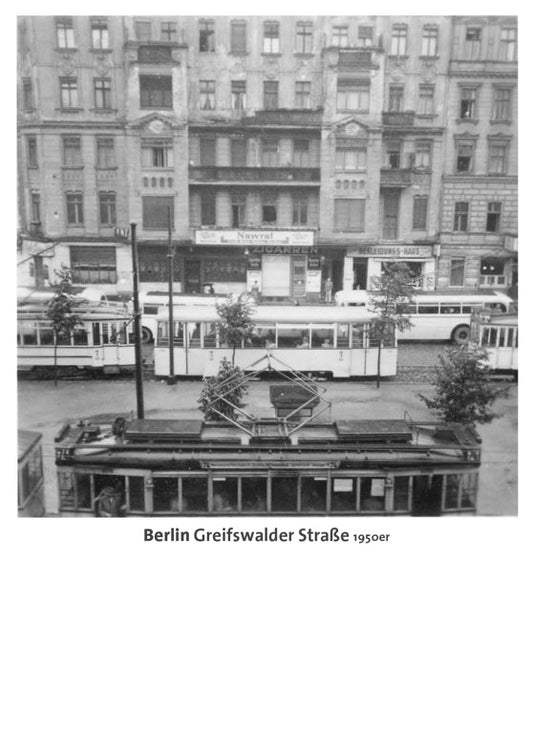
[17,15,518,300]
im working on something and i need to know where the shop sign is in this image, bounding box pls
[195,230,314,246]
[251,246,318,255]
[351,245,434,259]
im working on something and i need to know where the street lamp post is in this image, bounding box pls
[130,222,145,419]
[167,207,177,385]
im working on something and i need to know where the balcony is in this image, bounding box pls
[338,49,374,70]
[189,166,321,185]
[382,111,416,127]
[380,168,412,188]
[241,109,323,127]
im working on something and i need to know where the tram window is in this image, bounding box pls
[92,323,101,345]
[440,304,461,314]
[188,323,202,348]
[183,477,208,512]
[73,327,88,345]
[153,477,179,512]
[444,474,460,510]
[58,472,76,508]
[311,327,335,348]
[20,321,38,345]
[481,328,490,346]
[158,321,168,343]
[241,477,267,512]
[331,477,356,512]
[277,327,309,348]
[21,446,43,500]
[174,322,184,346]
[203,322,217,348]
[418,305,439,314]
[212,477,238,512]
[351,325,365,348]
[101,323,109,345]
[77,475,92,510]
[301,477,327,513]
[337,325,349,349]
[94,475,125,516]
[360,477,386,512]
[128,477,145,512]
[246,326,275,348]
[462,305,472,313]
[461,473,477,509]
[39,324,55,346]
[271,477,298,512]
[498,328,506,347]
[143,305,159,315]
[412,475,443,516]
[507,328,516,347]
[488,327,498,346]
[393,476,409,512]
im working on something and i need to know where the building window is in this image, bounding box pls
[421,27,438,56]
[199,137,216,166]
[292,195,308,225]
[200,193,216,225]
[66,191,84,225]
[22,78,34,110]
[296,21,313,53]
[62,136,82,167]
[231,196,246,228]
[230,20,247,53]
[71,247,117,284]
[391,25,408,56]
[139,75,172,109]
[56,17,75,48]
[418,84,434,115]
[388,85,404,112]
[449,258,465,287]
[142,141,173,168]
[263,81,279,110]
[465,27,481,59]
[335,145,367,170]
[492,88,512,121]
[231,80,246,110]
[262,198,278,224]
[135,21,152,41]
[261,138,279,167]
[94,78,112,110]
[336,79,370,112]
[142,196,174,229]
[263,21,280,53]
[385,140,402,169]
[456,142,474,173]
[27,137,38,168]
[91,18,109,49]
[230,138,247,167]
[295,81,311,108]
[334,199,365,231]
[415,141,432,169]
[358,26,374,47]
[293,139,310,167]
[500,27,517,61]
[160,22,177,41]
[199,19,215,52]
[459,87,477,119]
[453,202,469,232]
[332,25,349,48]
[96,137,115,168]
[99,191,116,226]
[412,196,428,230]
[199,80,216,110]
[488,142,509,175]
[486,202,502,233]
[60,78,78,109]
[480,258,506,286]
[31,191,41,223]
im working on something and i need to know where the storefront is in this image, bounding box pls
[344,244,437,291]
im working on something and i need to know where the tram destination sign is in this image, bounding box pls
[195,230,314,246]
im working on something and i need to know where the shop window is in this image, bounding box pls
[465,27,481,59]
[388,85,404,112]
[412,196,428,230]
[71,246,117,284]
[486,202,502,233]
[204,258,247,283]
[231,80,246,111]
[59,77,78,109]
[295,21,313,53]
[142,196,174,229]
[263,81,279,110]
[230,20,247,54]
[334,198,365,232]
[459,87,477,119]
[336,78,370,112]
[453,202,469,232]
[295,81,311,109]
[449,258,465,287]
[358,26,373,47]
[263,21,280,54]
[140,248,180,283]
[492,88,512,121]
[199,19,215,52]
[480,258,506,286]
[96,137,115,168]
[139,75,172,109]
[66,191,84,225]
[94,78,112,110]
[418,84,434,115]
[421,26,438,56]
[56,17,75,48]
[332,25,349,48]
[391,24,408,56]
[199,80,216,110]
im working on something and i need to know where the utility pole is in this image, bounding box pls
[130,222,145,419]
[167,207,177,385]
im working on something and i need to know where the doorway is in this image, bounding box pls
[184,259,202,294]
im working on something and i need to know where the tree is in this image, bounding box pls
[47,266,82,385]
[215,294,255,365]
[419,345,498,427]
[198,357,248,422]
[368,262,415,388]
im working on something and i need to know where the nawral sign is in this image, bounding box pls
[195,230,314,246]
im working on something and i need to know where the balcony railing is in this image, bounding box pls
[241,109,323,126]
[338,49,374,69]
[380,168,412,187]
[382,111,416,127]
[189,166,321,183]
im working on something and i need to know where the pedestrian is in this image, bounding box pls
[207,284,215,295]
[324,277,333,303]
[250,280,261,303]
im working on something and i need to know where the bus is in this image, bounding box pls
[335,290,514,343]
[54,414,481,517]
[18,430,45,516]
[139,291,224,343]
[17,302,136,378]
[153,305,397,379]
[473,312,518,374]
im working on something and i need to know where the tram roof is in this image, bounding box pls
[156,305,377,324]
[17,303,131,322]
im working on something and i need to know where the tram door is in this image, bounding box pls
[411,475,443,516]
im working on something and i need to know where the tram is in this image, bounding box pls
[17,302,136,378]
[153,306,397,379]
[473,312,518,374]
[54,413,481,517]
[18,430,45,516]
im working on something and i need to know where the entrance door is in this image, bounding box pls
[262,255,291,297]
[184,259,202,294]
[382,191,400,240]
[352,258,368,290]
[291,256,307,298]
